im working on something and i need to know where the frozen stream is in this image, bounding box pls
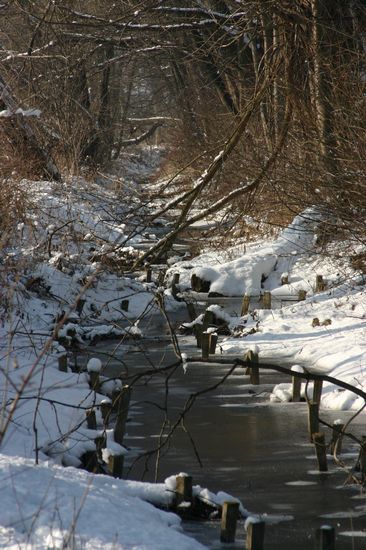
[83,307,366,549]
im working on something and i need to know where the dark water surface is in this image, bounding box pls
[89,310,366,549]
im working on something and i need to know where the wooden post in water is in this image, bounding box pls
[331,420,344,454]
[95,435,106,461]
[246,520,265,550]
[316,274,326,292]
[201,332,210,360]
[245,350,260,385]
[100,400,112,426]
[86,409,97,429]
[202,310,215,331]
[241,294,250,316]
[58,354,68,372]
[262,291,271,309]
[315,525,335,550]
[291,366,303,402]
[308,400,319,442]
[108,454,124,478]
[171,273,180,300]
[193,323,203,348]
[360,436,366,483]
[89,371,100,392]
[186,301,197,322]
[209,333,218,354]
[313,432,328,472]
[175,474,193,506]
[113,385,131,445]
[298,289,307,301]
[220,501,239,543]
[313,379,323,405]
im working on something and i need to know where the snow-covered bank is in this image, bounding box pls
[0,173,197,549]
[0,457,205,550]
[170,209,366,412]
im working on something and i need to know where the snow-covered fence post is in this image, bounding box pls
[262,291,271,309]
[313,432,328,472]
[245,350,260,385]
[331,420,344,454]
[315,274,326,292]
[298,290,307,301]
[241,294,250,316]
[315,525,335,549]
[291,366,303,402]
[246,519,265,550]
[175,474,193,507]
[113,385,131,445]
[86,409,97,429]
[58,354,68,372]
[281,273,289,285]
[308,401,319,442]
[220,501,239,543]
[108,453,124,479]
[313,380,323,404]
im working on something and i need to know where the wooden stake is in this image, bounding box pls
[113,386,131,445]
[86,409,97,430]
[308,401,319,442]
[246,521,265,550]
[313,432,328,472]
[100,401,112,426]
[202,310,215,331]
[209,333,218,354]
[360,435,366,483]
[292,376,301,402]
[331,421,344,454]
[146,267,152,283]
[262,291,271,309]
[313,379,323,404]
[89,371,100,392]
[76,298,86,315]
[241,294,250,316]
[281,273,289,285]
[121,299,129,312]
[315,525,335,550]
[201,332,210,360]
[193,324,203,348]
[220,501,239,543]
[58,354,68,372]
[316,274,326,292]
[186,302,197,322]
[298,289,307,301]
[245,350,259,385]
[95,435,106,460]
[108,454,124,478]
[175,475,193,506]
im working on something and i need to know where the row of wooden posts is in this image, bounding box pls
[176,474,335,550]
[58,353,130,478]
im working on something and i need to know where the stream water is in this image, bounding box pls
[82,304,366,550]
